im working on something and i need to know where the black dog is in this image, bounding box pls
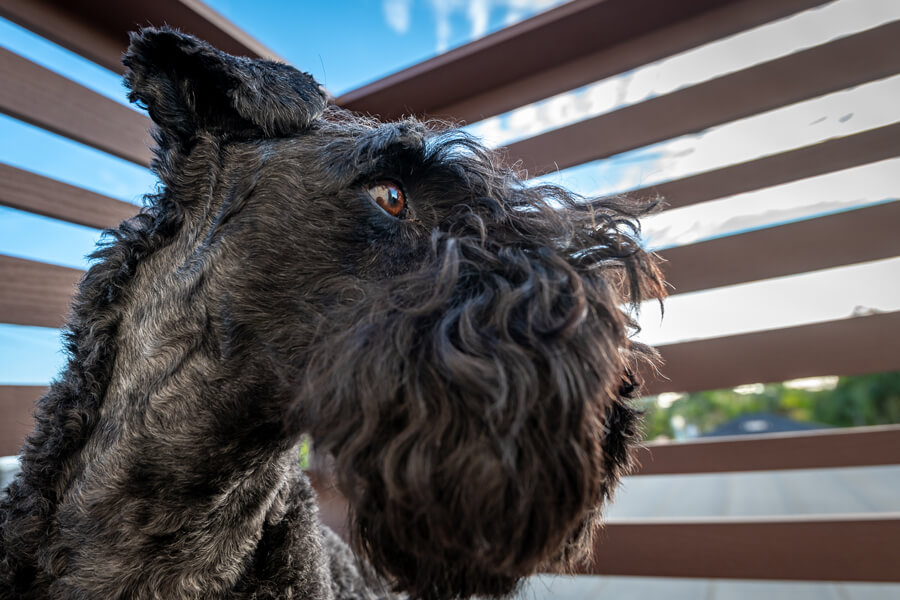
[0,28,664,600]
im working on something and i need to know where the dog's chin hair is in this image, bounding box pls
[342,399,641,600]
[293,181,660,600]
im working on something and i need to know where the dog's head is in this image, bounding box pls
[125,28,664,600]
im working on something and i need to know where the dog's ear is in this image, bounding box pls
[123,27,326,142]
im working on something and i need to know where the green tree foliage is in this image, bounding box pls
[298,434,311,469]
[641,371,900,441]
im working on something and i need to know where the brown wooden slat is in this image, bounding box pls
[0,255,81,329]
[0,0,123,75]
[583,514,900,581]
[0,0,277,74]
[0,164,140,229]
[0,386,45,457]
[634,425,900,476]
[338,0,828,121]
[658,201,900,295]
[306,468,350,542]
[506,21,900,175]
[307,471,900,581]
[646,312,900,395]
[0,47,153,166]
[632,122,900,210]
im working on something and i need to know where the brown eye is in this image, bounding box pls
[366,181,405,217]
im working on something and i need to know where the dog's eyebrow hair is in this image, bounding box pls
[360,142,428,180]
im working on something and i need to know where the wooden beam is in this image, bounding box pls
[0,386,44,457]
[338,0,828,121]
[631,122,900,210]
[0,255,81,329]
[583,514,900,581]
[306,468,351,542]
[0,47,153,166]
[0,0,278,74]
[634,425,900,476]
[506,21,900,175]
[646,312,900,395]
[0,164,140,229]
[306,470,900,581]
[658,201,900,295]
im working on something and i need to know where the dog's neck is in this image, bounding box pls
[42,159,314,595]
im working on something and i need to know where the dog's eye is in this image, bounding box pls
[366,181,405,217]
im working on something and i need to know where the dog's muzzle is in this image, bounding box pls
[291,209,651,599]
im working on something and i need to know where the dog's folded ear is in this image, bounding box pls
[123,27,327,142]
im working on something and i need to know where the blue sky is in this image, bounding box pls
[1,0,899,385]
[203,0,566,96]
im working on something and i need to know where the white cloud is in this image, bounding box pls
[426,0,568,54]
[428,0,456,52]
[383,0,413,34]
[467,0,490,39]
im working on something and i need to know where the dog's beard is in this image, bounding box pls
[291,194,660,600]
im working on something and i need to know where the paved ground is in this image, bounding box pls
[605,465,900,519]
[517,576,899,600]
[0,455,18,490]
[515,465,900,600]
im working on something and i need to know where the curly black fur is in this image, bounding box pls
[0,27,664,600]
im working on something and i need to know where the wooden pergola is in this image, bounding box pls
[1,0,899,584]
